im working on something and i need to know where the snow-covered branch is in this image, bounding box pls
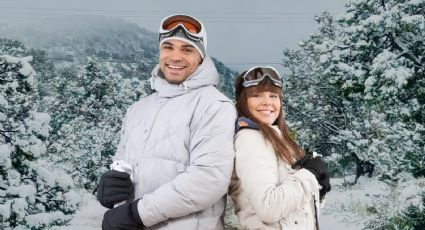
[393,37,424,68]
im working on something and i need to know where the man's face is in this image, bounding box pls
[159,39,202,84]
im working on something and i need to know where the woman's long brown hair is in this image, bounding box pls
[235,74,304,164]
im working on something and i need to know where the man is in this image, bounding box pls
[97,14,236,229]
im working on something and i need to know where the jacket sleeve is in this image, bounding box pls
[138,101,237,227]
[112,104,133,162]
[234,129,319,224]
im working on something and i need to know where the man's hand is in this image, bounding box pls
[97,170,133,209]
[102,199,144,230]
[292,155,331,199]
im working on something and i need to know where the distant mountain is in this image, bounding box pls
[0,16,237,98]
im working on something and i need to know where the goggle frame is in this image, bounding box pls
[241,66,283,88]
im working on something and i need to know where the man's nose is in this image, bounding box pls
[169,50,183,61]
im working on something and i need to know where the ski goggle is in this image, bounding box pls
[159,14,204,43]
[241,66,283,88]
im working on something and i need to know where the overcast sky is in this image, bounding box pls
[0,0,346,73]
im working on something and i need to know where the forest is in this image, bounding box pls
[1,0,424,229]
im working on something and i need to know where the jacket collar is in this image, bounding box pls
[150,56,219,98]
[235,117,259,133]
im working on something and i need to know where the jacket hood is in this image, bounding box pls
[150,56,219,98]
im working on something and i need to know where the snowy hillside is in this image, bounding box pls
[0,16,237,98]
[1,0,425,228]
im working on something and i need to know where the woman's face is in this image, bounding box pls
[247,90,281,126]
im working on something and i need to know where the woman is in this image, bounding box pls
[229,66,330,229]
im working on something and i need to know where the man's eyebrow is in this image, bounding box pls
[181,44,196,48]
[161,41,195,48]
[161,41,173,46]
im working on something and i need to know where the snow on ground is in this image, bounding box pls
[60,175,425,230]
[321,174,425,230]
[55,193,105,230]
[320,176,370,230]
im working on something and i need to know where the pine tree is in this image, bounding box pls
[326,0,425,179]
[212,57,238,100]
[0,39,79,229]
[282,12,353,175]
[283,0,425,179]
[26,48,57,113]
[50,57,147,190]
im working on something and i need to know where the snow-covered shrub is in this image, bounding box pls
[0,39,80,228]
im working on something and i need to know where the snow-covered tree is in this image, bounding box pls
[0,39,79,229]
[325,0,425,179]
[49,58,147,190]
[283,0,425,179]
[283,12,355,175]
[46,64,83,141]
[212,57,238,100]
[26,48,56,113]
[283,12,341,148]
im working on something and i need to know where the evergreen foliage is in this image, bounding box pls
[374,192,425,230]
[48,58,148,190]
[283,0,425,180]
[0,39,79,229]
[0,17,238,191]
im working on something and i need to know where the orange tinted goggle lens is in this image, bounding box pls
[163,17,201,33]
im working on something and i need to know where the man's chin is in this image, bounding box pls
[164,77,184,84]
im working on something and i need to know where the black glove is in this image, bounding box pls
[97,170,133,209]
[292,155,331,199]
[102,199,144,230]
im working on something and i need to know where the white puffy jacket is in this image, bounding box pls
[229,127,320,230]
[114,56,237,229]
